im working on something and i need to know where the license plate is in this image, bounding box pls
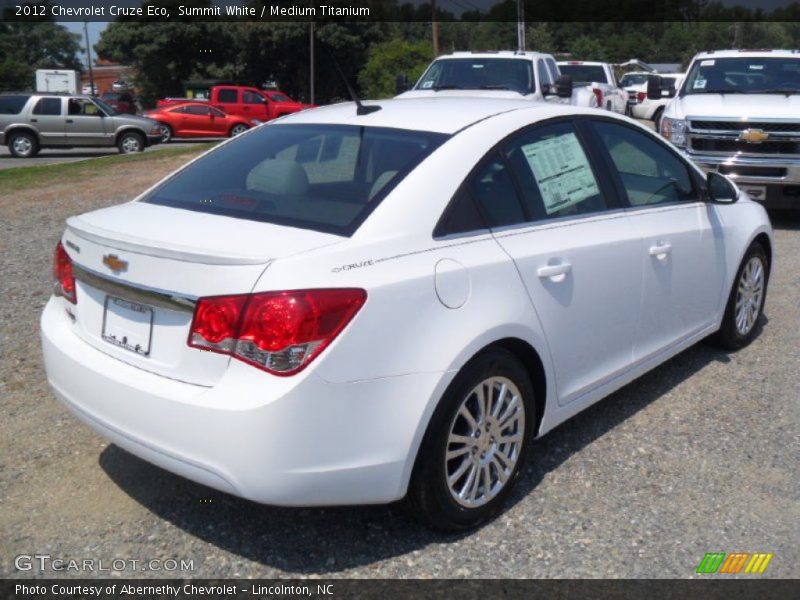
[741,185,767,202]
[102,296,154,357]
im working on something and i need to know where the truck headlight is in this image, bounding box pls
[661,117,687,147]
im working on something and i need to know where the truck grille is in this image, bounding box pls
[687,119,800,158]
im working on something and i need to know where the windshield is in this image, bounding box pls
[620,73,649,86]
[141,124,448,236]
[684,56,800,94]
[558,64,609,84]
[414,58,534,95]
[92,97,119,115]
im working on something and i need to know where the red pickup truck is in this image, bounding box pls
[157,85,312,122]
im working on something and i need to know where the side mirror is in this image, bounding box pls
[706,171,739,204]
[396,73,408,95]
[648,75,676,99]
[554,75,573,98]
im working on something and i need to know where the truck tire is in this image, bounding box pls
[8,131,39,158]
[118,131,145,154]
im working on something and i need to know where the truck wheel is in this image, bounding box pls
[8,131,39,158]
[229,124,248,137]
[652,107,665,132]
[118,131,145,154]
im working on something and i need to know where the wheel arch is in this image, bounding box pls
[752,232,772,270]
[5,125,40,144]
[114,127,146,145]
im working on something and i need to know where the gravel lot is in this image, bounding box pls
[1,150,798,579]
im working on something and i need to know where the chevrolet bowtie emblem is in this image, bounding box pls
[739,129,769,144]
[102,254,128,273]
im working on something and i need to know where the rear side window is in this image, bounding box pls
[33,98,61,116]
[142,124,448,236]
[217,89,238,103]
[591,121,695,206]
[185,105,210,115]
[0,95,30,114]
[468,153,526,228]
[503,121,608,220]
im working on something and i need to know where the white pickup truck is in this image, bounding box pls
[654,49,800,209]
[557,61,630,114]
[398,51,599,108]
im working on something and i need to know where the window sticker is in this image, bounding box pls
[421,80,434,88]
[700,59,715,67]
[748,64,764,70]
[521,133,600,215]
[693,78,707,89]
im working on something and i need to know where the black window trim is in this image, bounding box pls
[433,115,625,240]
[577,114,706,211]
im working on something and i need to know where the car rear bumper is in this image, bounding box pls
[41,297,442,506]
[683,151,800,208]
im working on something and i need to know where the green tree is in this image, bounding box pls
[0,22,82,91]
[526,23,556,54]
[358,39,432,98]
[569,36,607,62]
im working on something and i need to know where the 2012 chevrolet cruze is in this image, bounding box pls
[41,98,773,530]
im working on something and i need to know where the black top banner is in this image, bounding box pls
[2,0,799,23]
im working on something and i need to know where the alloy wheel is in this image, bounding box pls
[444,376,525,508]
[13,136,32,156]
[735,256,765,336]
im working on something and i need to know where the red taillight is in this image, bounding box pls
[53,241,76,304]
[637,91,647,104]
[188,289,367,376]
[592,88,604,107]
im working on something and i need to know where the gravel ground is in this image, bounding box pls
[0,152,798,579]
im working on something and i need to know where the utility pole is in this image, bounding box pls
[83,21,95,95]
[432,0,440,57]
[309,22,315,104]
[516,0,526,52]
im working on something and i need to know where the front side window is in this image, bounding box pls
[537,60,553,90]
[503,121,607,220]
[592,121,695,206]
[243,91,263,104]
[684,57,800,94]
[33,98,61,116]
[141,124,448,236]
[68,98,102,116]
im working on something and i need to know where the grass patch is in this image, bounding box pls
[0,143,217,194]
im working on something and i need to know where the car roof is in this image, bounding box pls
[435,50,552,61]
[695,49,800,59]
[273,97,581,135]
[558,61,606,66]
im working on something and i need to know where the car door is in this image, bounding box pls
[214,87,241,117]
[470,120,642,406]
[242,90,268,121]
[29,97,66,145]
[586,118,726,361]
[208,106,230,135]
[65,98,109,146]
[181,105,214,136]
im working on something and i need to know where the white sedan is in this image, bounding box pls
[42,98,773,531]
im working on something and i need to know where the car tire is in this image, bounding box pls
[652,107,665,132]
[8,131,39,158]
[229,124,249,137]
[406,347,535,531]
[117,131,145,154]
[158,123,173,143]
[713,243,769,350]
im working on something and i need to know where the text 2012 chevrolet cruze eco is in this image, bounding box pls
[41,98,773,530]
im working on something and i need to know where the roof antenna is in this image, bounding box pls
[324,46,381,116]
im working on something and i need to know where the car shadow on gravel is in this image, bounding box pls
[769,211,800,231]
[98,340,740,574]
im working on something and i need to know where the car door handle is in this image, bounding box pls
[537,262,572,280]
[649,242,672,257]
[29,118,38,122]
[66,119,74,123]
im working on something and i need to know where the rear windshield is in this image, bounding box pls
[620,73,649,86]
[558,64,609,84]
[141,124,448,236]
[0,95,30,115]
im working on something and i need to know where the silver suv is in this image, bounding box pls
[0,93,162,158]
